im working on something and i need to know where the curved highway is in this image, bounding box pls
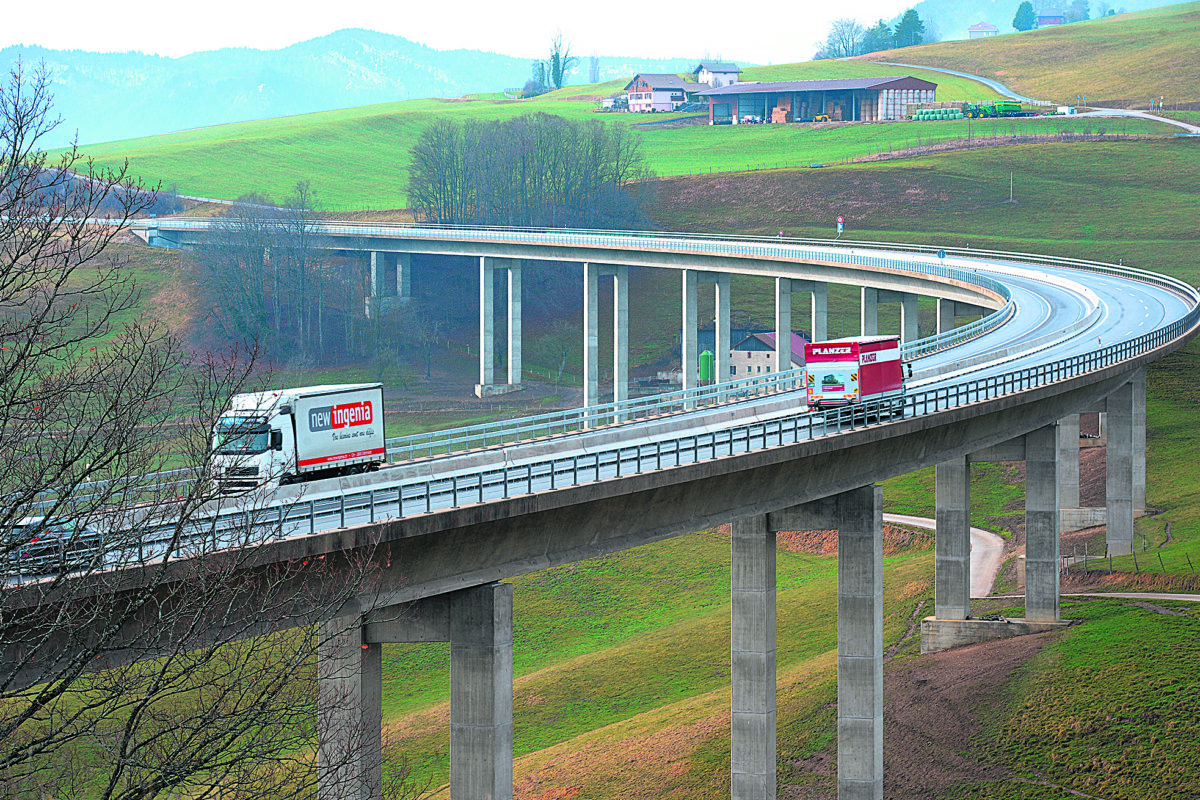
[113,226,1196,564]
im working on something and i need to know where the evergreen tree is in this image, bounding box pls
[861,20,895,53]
[893,9,926,48]
[1013,1,1037,31]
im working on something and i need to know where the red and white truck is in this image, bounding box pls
[805,336,906,412]
[211,384,386,491]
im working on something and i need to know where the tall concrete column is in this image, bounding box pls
[935,457,971,620]
[478,257,495,389]
[936,298,955,335]
[715,272,732,382]
[396,252,412,298]
[682,269,699,392]
[369,252,382,297]
[506,263,522,387]
[899,293,919,343]
[774,278,792,374]
[731,515,776,800]
[1106,382,1135,555]
[767,486,883,799]
[451,584,514,800]
[810,281,828,342]
[583,262,600,409]
[1132,368,1147,513]
[1026,425,1060,623]
[317,615,382,800]
[1057,414,1081,511]
[613,265,629,404]
[838,485,884,800]
[860,287,879,337]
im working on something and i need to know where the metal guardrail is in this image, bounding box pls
[384,367,806,461]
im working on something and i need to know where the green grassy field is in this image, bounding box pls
[950,596,1200,799]
[858,1,1200,107]
[380,527,934,794]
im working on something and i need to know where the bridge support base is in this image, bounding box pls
[920,617,1072,654]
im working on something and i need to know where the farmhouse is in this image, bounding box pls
[729,332,807,376]
[624,74,703,112]
[968,21,1000,38]
[1036,9,1066,26]
[698,75,937,123]
[692,61,742,88]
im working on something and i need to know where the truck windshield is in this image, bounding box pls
[213,416,270,455]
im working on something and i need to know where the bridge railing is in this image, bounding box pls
[385,367,806,461]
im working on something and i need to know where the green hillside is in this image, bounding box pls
[858,1,1200,107]
[77,105,1169,211]
[71,60,1030,209]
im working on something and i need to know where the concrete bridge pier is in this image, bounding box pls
[1132,368,1147,514]
[1106,380,1136,555]
[768,485,884,800]
[697,272,732,382]
[682,270,699,392]
[935,299,987,335]
[333,584,515,800]
[899,293,919,344]
[775,279,827,366]
[731,514,776,800]
[934,456,971,621]
[476,257,522,397]
[584,264,631,410]
[863,289,919,342]
[860,287,879,337]
[924,426,1066,652]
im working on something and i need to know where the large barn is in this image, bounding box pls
[698,75,937,124]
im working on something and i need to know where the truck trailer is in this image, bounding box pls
[805,336,905,413]
[211,383,385,492]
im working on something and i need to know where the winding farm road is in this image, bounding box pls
[884,514,1006,598]
[866,59,1200,134]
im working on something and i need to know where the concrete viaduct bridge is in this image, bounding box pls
[30,221,1200,799]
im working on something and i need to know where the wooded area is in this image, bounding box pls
[408,113,652,229]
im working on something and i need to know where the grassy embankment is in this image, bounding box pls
[858,1,1200,108]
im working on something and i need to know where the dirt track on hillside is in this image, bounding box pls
[782,633,1055,799]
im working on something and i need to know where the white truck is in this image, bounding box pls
[211,384,385,492]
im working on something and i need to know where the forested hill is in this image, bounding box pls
[1,29,695,148]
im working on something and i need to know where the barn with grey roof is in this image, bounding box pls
[698,75,937,123]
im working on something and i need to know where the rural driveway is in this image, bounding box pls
[867,60,1200,134]
[884,513,1006,598]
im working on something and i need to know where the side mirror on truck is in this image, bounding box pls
[270,430,283,451]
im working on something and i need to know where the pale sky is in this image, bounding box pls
[3,0,912,65]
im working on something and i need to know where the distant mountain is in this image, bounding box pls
[908,0,1193,41]
[1,30,698,148]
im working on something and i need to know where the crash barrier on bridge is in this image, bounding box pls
[385,367,807,461]
[106,273,1196,560]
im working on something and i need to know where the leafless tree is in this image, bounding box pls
[1,61,420,799]
[409,113,650,229]
[817,18,866,58]
[548,33,578,90]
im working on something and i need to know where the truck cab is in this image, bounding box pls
[210,392,296,492]
[211,384,385,493]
